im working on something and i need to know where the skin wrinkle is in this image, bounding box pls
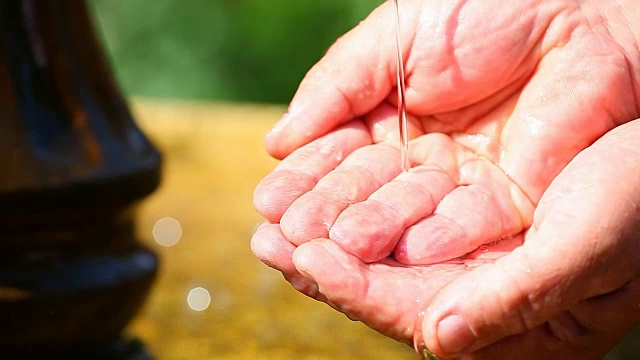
[455,156,532,233]
[273,168,320,191]
[426,212,468,245]
[580,227,610,296]
[254,171,315,221]
[331,83,357,125]
[481,186,510,238]
[310,177,365,235]
[580,5,640,125]
[508,182,532,231]
[542,318,592,349]
[542,319,589,355]
[592,214,640,293]
[607,0,640,115]
[441,2,466,92]
[450,2,545,107]
[461,3,537,83]
[559,160,640,296]
[577,5,639,122]
[367,263,426,343]
[593,0,640,65]
[500,51,620,205]
[335,251,370,314]
[623,55,640,117]
[493,267,538,335]
[349,165,386,191]
[318,168,374,204]
[298,60,355,131]
[439,73,527,136]
[499,246,559,314]
[409,165,457,197]
[527,1,562,56]
[544,5,584,51]
[366,198,407,231]
[563,309,592,339]
[310,189,350,210]
[415,171,449,212]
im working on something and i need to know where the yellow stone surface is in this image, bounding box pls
[127,99,416,359]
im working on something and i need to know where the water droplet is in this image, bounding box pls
[526,268,532,273]
[187,287,211,312]
[152,217,182,247]
[465,133,489,146]
[320,144,337,156]
[499,144,507,161]
[373,121,385,133]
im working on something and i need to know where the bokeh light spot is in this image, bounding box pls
[152,217,182,247]
[187,287,211,312]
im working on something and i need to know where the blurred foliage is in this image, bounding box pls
[89,0,384,104]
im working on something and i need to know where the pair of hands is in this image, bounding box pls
[252,0,640,358]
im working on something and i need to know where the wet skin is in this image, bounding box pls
[253,0,640,358]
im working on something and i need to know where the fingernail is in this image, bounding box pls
[437,315,475,354]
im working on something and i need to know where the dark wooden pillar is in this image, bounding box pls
[0,0,161,357]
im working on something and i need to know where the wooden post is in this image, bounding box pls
[0,0,161,357]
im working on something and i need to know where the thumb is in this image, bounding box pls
[264,1,416,159]
[421,121,640,357]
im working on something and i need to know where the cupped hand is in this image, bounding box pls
[255,0,640,263]
[252,0,640,357]
[252,119,640,359]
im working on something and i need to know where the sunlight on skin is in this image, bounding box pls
[253,0,640,358]
[255,0,638,266]
[253,122,640,358]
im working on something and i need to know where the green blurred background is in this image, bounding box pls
[88,0,384,105]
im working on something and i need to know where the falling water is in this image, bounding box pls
[392,0,410,172]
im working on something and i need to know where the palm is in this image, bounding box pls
[398,0,635,205]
